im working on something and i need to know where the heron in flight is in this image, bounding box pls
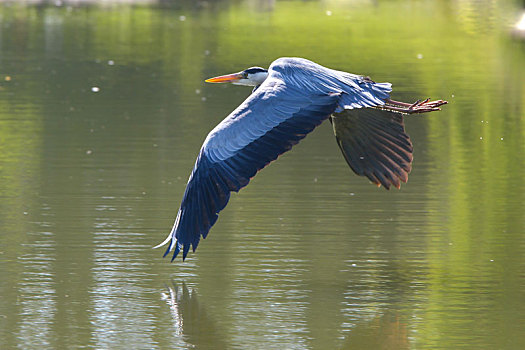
[156,57,447,261]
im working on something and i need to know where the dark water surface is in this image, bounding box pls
[0,1,524,349]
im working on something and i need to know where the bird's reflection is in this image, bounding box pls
[340,311,410,350]
[337,258,414,350]
[161,282,228,349]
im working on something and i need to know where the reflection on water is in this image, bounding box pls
[0,1,524,349]
[162,282,228,349]
[90,224,154,349]
[16,233,57,349]
[341,312,409,350]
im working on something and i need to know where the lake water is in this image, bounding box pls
[0,1,524,349]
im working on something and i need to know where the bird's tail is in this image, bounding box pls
[336,75,392,112]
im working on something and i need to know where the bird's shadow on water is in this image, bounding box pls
[339,311,410,350]
[160,282,228,350]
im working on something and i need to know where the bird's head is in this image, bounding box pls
[205,67,268,87]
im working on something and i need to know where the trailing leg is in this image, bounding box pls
[380,98,448,114]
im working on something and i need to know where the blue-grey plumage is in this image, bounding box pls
[156,57,447,261]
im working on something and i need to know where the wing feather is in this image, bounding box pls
[331,108,413,189]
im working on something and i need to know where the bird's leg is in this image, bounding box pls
[384,99,414,107]
[380,98,448,114]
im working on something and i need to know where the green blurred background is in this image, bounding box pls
[0,0,524,349]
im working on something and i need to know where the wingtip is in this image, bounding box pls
[153,234,172,250]
[170,244,181,262]
[182,244,190,261]
[163,245,172,258]
[154,232,181,261]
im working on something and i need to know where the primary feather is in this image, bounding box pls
[330,108,413,190]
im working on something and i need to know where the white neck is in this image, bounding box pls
[232,71,269,87]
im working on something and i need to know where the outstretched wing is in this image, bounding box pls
[158,57,392,260]
[330,108,413,190]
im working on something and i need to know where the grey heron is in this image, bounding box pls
[156,57,447,261]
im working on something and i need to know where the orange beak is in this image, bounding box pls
[205,72,244,83]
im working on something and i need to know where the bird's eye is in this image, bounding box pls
[243,72,249,79]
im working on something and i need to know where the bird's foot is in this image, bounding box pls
[380,98,448,114]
